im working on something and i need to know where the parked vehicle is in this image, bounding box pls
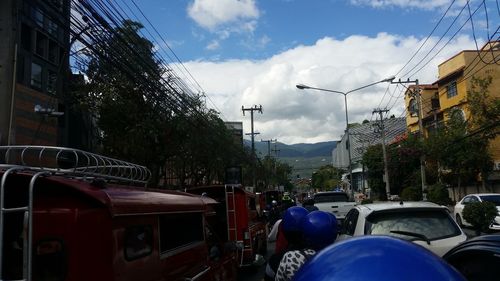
[0,146,237,281]
[443,234,500,281]
[185,184,267,267]
[453,193,500,230]
[313,191,356,221]
[337,201,467,256]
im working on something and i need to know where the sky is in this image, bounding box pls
[127,0,497,144]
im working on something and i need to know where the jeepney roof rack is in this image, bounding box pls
[0,145,151,186]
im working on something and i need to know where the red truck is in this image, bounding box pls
[186,185,268,267]
[0,146,237,281]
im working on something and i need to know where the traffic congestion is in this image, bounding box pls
[0,146,498,281]
[1,0,499,280]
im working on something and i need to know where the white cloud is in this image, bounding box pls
[179,33,476,144]
[187,0,260,31]
[206,40,220,50]
[349,0,453,10]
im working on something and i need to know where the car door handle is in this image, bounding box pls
[184,266,211,281]
[331,206,338,208]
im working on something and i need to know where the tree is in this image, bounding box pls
[362,144,385,200]
[74,20,251,187]
[311,165,343,191]
[424,76,495,198]
[426,183,452,206]
[463,201,498,234]
[467,76,500,140]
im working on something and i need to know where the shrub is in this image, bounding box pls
[361,198,373,204]
[427,184,452,206]
[462,201,498,233]
[400,186,422,201]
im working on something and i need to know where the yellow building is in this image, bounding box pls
[404,41,500,193]
[404,84,439,136]
[434,41,500,176]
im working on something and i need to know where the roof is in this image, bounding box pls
[44,175,217,216]
[465,193,500,197]
[434,67,465,85]
[356,201,445,215]
[342,117,407,161]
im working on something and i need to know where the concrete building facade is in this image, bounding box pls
[0,0,70,146]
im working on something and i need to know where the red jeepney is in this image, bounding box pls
[0,146,237,281]
[186,185,267,267]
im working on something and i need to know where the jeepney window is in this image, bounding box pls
[124,225,153,261]
[33,239,66,281]
[248,197,256,210]
[159,212,204,255]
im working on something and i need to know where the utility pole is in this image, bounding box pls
[261,139,276,158]
[242,105,263,189]
[393,78,427,198]
[373,108,390,199]
[272,141,281,189]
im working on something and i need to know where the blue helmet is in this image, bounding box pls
[294,236,466,281]
[300,211,337,250]
[282,206,308,233]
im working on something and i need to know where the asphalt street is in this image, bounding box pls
[238,241,275,281]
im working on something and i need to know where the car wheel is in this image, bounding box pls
[456,214,463,227]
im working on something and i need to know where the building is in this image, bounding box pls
[403,41,500,196]
[0,0,70,146]
[332,117,407,192]
[404,84,439,136]
[435,41,500,191]
[225,121,244,145]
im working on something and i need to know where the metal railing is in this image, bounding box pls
[0,146,151,185]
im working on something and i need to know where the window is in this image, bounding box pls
[47,19,58,37]
[35,31,48,58]
[47,70,57,94]
[48,40,59,63]
[314,192,349,203]
[33,8,44,27]
[341,209,359,236]
[124,225,153,261]
[480,195,500,206]
[365,209,461,241]
[159,212,204,255]
[33,239,67,281]
[31,62,42,89]
[447,81,457,98]
[450,109,466,124]
[408,98,418,117]
[47,0,65,12]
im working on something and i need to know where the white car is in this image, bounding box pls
[454,193,500,230]
[313,191,356,221]
[337,201,467,257]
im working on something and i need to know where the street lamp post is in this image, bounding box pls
[296,76,395,196]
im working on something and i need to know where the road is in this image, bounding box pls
[238,241,275,281]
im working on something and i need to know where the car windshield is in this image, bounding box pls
[314,193,348,203]
[365,209,461,241]
[479,195,500,206]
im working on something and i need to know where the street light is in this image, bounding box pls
[296,76,395,195]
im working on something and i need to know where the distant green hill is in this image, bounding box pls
[244,140,337,179]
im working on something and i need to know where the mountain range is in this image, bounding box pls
[244,140,337,158]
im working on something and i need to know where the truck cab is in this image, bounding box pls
[0,146,237,281]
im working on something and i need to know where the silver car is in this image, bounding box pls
[337,201,467,256]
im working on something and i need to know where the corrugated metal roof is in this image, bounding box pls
[332,117,407,167]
